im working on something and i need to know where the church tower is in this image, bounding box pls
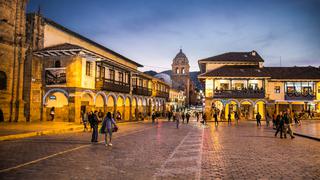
[171,49,190,105]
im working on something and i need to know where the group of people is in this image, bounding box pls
[81,110,117,146]
[273,110,296,139]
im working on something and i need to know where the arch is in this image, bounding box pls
[226,99,240,107]
[106,95,116,115]
[94,91,107,104]
[132,97,137,119]
[124,97,131,121]
[95,94,105,108]
[254,99,266,119]
[240,99,254,105]
[254,99,268,105]
[81,93,94,106]
[81,90,95,97]
[44,91,69,122]
[0,71,7,90]
[106,93,117,104]
[43,88,69,105]
[116,95,125,120]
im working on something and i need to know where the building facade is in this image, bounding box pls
[198,51,320,120]
[0,4,170,123]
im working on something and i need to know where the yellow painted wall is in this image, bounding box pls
[316,82,320,100]
[266,81,285,100]
[81,57,96,89]
[44,24,138,70]
[205,79,213,97]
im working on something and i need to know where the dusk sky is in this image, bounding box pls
[28,0,320,72]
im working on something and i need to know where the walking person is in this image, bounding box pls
[256,112,261,127]
[168,111,172,121]
[266,112,271,127]
[91,111,99,143]
[50,107,55,121]
[103,112,117,147]
[272,111,277,129]
[283,111,295,139]
[81,111,88,132]
[214,112,218,126]
[88,111,94,132]
[151,112,156,124]
[234,111,239,126]
[227,112,231,125]
[195,112,199,122]
[175,111,181,129]
[202,113,207,125]
[186,112,190,124]
[181,112,185,123]
[275,112,284,138]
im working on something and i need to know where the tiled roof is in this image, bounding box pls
[264,66,320,79]
[199,66,270,78]
[199,51,264,62]
[44,17,143,67]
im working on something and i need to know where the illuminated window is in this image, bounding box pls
[274,86,280,93]
[86,61,91,76]
[176,68,179,74]
[118,72,123,82]
[109,69,115,80]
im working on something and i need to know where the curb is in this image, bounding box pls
[293,132,320,141]
[0,126,83,141]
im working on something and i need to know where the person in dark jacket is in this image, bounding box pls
[151,112,156,124]
[214,112,218,126]
[283,111,295,139]
[181,112,185,123]
[275,112,284,138]
[234,111,239,125]
[256,112,261,127]
[186,112,190,124]
[227,112,231,125]
[91,111,99,143]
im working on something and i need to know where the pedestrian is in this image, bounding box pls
[214,112,218,126]
[168,111,172,121]
[88,111,94,131]
[81,110,88,132]
[50,107,55,121]
[98,109,104,121]
[272,111,277,129]
[293,110,301,126]
[175,111,181,129]
[234,111,239,125]
[266,112,270,127]
[227,112,231,125]
[152,112,156,124]
[186,112,190,124]
[275,112,284,138]
[91,111,99,143]
[202,113,207,125]
[116,111,121,121]
[283,111,295,139]
[103,112,117,147]
[256,112,261,127]
[181,112,185,123]
[195,112,199,122]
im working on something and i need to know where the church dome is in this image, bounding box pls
[173,49,189,65]
[154,73,172,86]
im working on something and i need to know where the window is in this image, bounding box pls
[220,83,229,90]
[176,68,179,74]
[132,78,137,86]
[96,65,101,78]
[86,61,91,76]
[181,68,185,74]
[101,67,105,78]
[118,72,123,82]
[274,86,280,93]
[55,60,61,68]
[109,69,115,80]
[0,71,7,90]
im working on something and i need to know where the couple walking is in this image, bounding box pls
[274,111,295,139]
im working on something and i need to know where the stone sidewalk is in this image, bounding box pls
[292,120,320,140]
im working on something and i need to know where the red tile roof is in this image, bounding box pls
[199,51,264,63]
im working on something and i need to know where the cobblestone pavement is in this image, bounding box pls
[0,119,319,179]
[291,120,320,139]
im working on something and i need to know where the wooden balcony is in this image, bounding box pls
[96,78,130,93]
[156,90,169,99]
[285,93,316,101]
[132,86,152,96]
[213,89,265,98]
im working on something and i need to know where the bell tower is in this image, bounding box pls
[171,49,190,105]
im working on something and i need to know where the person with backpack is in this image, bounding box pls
[102,112,117,147]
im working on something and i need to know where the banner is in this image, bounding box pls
[45,68,66,85]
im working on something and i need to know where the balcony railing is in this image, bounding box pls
[156,90,169,99]
[213,89,265,98]
[96,78,130,93]
[132,86,152,96]
[285,92,316,100]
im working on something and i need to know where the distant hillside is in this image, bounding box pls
[143,70,158,76]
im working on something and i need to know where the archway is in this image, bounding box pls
[95,94,105,113]
[212,100,224,120]
[132,97,137,120]
[240,99,254,120]
[137,98,143,118]
[106,95,116,117]
[225,99,239,120]
[116,95,125,121]
[124,97,131,121]
[45,91,69,121]
[81,93,94,113]
[255,100,266,120]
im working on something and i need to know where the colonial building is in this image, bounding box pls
[198,51,320,120]
[0,2,170,123]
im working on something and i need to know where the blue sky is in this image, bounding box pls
[28,0,320,72]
